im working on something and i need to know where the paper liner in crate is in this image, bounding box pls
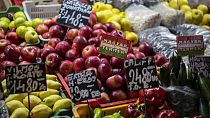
[125,4,161,33]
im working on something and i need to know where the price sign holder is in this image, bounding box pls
[5,63,47,118]
[56,0,92,29]
[98,34,130,59]
[177,35,204,56]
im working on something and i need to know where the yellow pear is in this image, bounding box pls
[120,18,133,31]
[162,1,169,6]
[110,21,121,30]
[47,80,61,90]
[10,108,29,118]
[5,93,27,103]
[201,14,210,25]
[201,25,210,30]
[191,9,203,25]
[6,100,25,114]
[46,74,57,81]
[112,8,120,14]
[39,88,59,100]
[23,95,42,110]
[30,104,52,118]
[53,98,71,114]
[125,31,138,45]
[169,0,178,9]
[197,4,208,14]
[43,95,62,108]
[1,79,6,90]
[180,5,191,13]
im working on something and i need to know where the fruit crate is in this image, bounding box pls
[55,71,137,109]
[72,103,130,118]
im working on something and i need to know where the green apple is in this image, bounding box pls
[201,14,210,25]
[15,17,26,27]
[23,21,32,27]
[184,12,193,24]
[13,11,26,20]
[120,18,132,31]
[9,21,16,29]
[16,26,28,39]
[191,9,203,25]
[27,27,35,31]
[25,30,39,44]
[32,18,44,28]
[0,17,10,24]
[0,21,9,32]
[180,5,191,13]
[197,4,208,14]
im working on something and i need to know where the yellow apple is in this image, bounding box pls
[96,12,106,23]
[125,31,138,45]
[197,4,208,14]
[184,12,193,24]
[105,4,113,10]
[178,0,188,6]
[191,9,203,25]
[162,1,169,6]
[110,21,121,30]
[201,25,210,30]
[119,12,126,18]
[107,15,122,23]
[201,14,210,25]
[180,5,191,12]
[92,2,106,12]
[112,8,120,14]
[120,18,132,31]
[169,0,178,9]
[101,10,113,22]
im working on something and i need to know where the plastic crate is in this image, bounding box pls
[72,103,130,118]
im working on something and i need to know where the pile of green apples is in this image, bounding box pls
[0,11,44,44]
[163,0,210,30]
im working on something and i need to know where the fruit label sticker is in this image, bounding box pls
[89,0,112,5]
[124,57,159,91]
[177,35,204,56]
[56,0,92,29]
[67,70,101,102]
[98,34,130,59]
[5,63,47,94]
[189,56,210,79]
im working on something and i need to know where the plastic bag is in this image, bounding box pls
[125,4,161,33]
[138,26,176,58]
[143,0,160,6]
[165,86,199,117]
[149,3,184,28]
[111,0,144,11]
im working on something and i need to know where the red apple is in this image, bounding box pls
[72,36,88,51]
[47,38,61,48]
[110,57,124,69]
[110,89,127,101]
[42,32,51,39]
[4,44,20,62]
[106,74,125,90]
[21,46,41,62]
[65,49,79,62]
[88,12,97,27]
[134,51,145,59]
[112,69,125,76]
[82,45,98,58]
[0,53,5,63]
[6,32,20,45]
[93,23,107,31]
[44,18,56,27]
[78,26,93,39]
[0,39,10,53]
[93,29,106,37]
[97,92,110,103]
[111,30,125,39]
[59,60,74,77]
[99,54,112,60]
[85,56,100,68]
[19,61,31,65]
[86,67,98,77]
[49,25,65,39]
[126,53,136,59]
[88,37,101,47]
[154,53,168,67]
[98,63,112,81]
[127,90,139,99]
[138,42,153,56]
[100,58,109,65]
[73,58,85,72]
[105,22,116,33]
[1,60,16,66]
[41,46,55,60]
[55,41,71,58]
[66,28,78,43]
[36,24,49,35]
[45,53,61,69]
[0,33,5,39]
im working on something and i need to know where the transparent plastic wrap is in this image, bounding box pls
[138,26,177,58]
[125,4,161,33]
[165,86,199,117]
[143,0,160,6]
[111,0,144,11]
[149,3,184,28]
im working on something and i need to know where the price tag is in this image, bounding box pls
[67,70,101,102]
[177,35,204,56]
[56,0,92,29]
[98,34,130,59]
[89,0,113,5]
[189,56,210,79]
[124,57,159,91]
[5,63,47,94]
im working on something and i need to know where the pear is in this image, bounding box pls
[5,93,27,103]
[120,18,132,31]
[125,31,138,45]
[46,74,57,81]
[39,88,59,100]
[197,4,208,14]
[47,80,61,90]
[10,107,29,118]
[30,104,52,118]
[23,95,42,110]
[6,100,25,114]
[53,98,71,114]
[180,5,191,13]
[43,95,62,108]
[30,92,40,97]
